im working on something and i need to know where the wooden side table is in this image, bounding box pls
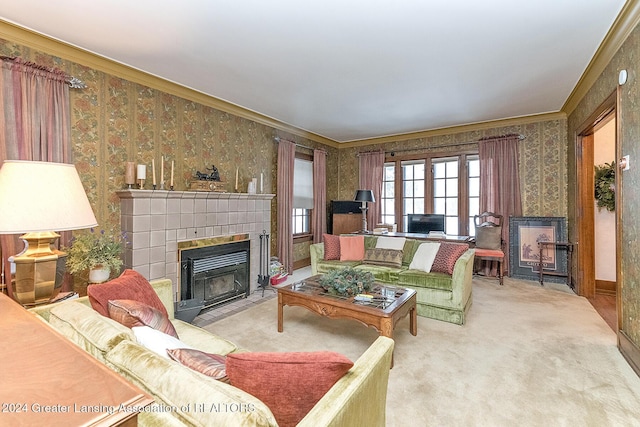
[537,241,574,288]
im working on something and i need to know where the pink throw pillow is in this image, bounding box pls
[431,243,469,275]
[167,348,229,383]
[226,351,353,427]
[323,234,341,260]
[88,269,168,317]
[339,235,365,261]
[108,299,179,338]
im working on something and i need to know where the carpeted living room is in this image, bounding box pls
[2,2,640,427]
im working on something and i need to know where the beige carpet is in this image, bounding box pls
[204,276,640,426]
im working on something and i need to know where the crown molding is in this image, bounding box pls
[0,19,339,149]
[562,0,640,115]
[337,112,567,149]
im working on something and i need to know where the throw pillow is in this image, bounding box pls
[323,233,341,260]
[226,351,354,427]
[132,325,194,359]
[431,243,469,275]
[363,248,403,268]
[408,242,441,272]
[339,235,365,261]
[88,269,168,318]
[167,348,229,383]
[108,299,179,338]
[375,236,406,250]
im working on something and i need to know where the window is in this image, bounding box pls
[401,160,425,231]
[384,151,477,235]
[432,158,459,235]
[381,163,396,226]
[292,155,313,236]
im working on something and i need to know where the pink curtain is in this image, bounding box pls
[358,151,385,230]
[277,140,296,274]
[0,57,73,297]
[479,134,523,275]
[312,149,327,243]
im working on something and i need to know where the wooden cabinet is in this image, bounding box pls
[332,213,362,235]
[0,293,153,426]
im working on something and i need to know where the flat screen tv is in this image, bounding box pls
[407,214,445,234]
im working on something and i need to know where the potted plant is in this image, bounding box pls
[65,228,127,283]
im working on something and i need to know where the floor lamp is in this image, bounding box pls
[354,189,375,233]
[0,161,98,306]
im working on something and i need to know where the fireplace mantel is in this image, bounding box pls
[117,189,274,300]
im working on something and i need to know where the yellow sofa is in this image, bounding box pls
[30,279,394,427]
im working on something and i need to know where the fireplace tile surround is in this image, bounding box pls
[117,190,274,301]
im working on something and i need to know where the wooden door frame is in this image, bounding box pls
[574,91,617,300]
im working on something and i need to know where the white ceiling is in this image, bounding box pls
[0,0,627,143]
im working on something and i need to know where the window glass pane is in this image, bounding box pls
[469,198,479,216]
[446,161,459,177]
[404,199,413,215]
[404,181,413,197]
[434,179,445,197]
[385,181,394,197]
[434,198,446,214]
[414,163,425,180]
[469,177,480,197]
[414,180,424,197]
[446,216,459,235]
[433,162,445,178]
[445,178,458,196]
[469,218,476,237]
[384,165,395,181]
[385,199,395,215]
[414,199,424,214]
[446,198,458,215]
[468,158,480,176]
[403,165,413,180]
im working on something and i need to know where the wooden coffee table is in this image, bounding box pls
[277,275,417,364]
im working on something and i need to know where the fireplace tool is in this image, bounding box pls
[257,230,274,296]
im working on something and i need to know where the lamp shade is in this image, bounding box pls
[0,161,98,233]
[354,189,375,203]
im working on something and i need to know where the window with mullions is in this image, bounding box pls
[433,158,459,235]
[381,163,396,226]
[292,208,311,235]
[402,160,425,231]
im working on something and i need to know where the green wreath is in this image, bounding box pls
[594,161,615,212]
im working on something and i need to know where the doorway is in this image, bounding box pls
[575,91,619,331]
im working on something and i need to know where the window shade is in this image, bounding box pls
[293,158,313,209]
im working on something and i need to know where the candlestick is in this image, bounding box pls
[160,156,164,185]
[170,160,174,188]
[125,162,136,189]
[152,159,156,186]
[260,172,263,193]
[235,167,239,191]
[137,164,146,189]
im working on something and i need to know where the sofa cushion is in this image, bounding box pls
[375,236,406,250]
[167,348,229,382]
[402,239,422,267]
[88,269,168,318]
[323,233,341,260]
[226,351,353,427]
[173,321,239,355]
[48,301,135,359]
[108,299,179,338]
[363,248,403,268]
[409,242,441,272]
[132,325,194,359]
[316,260,362,275]
[432,243,469,275]
[339,235,365,261]
[397,269,454,291]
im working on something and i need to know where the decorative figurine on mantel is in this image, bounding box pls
[190,165,227,192]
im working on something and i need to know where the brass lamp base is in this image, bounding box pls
[9,231,66,307]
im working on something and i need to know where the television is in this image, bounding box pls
[407,214,445,234]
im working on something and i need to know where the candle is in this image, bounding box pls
[235,167,239,191]
[151,159,156,185]
[125,162,136,185]
[160,156,164,184]
[260,172,263,193]
[170,160,174,187]
[137,164,146,180]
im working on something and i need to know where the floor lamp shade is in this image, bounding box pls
[0,161,98,305]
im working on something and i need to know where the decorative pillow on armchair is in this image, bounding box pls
[226,351,353,427]
[88,269,168,318]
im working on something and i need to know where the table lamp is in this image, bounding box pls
[0,161,98,306]
[354,189,375,233]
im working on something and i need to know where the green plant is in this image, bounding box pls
[319,267,374,297]
[64,228,127,274]
[594,161,615,212]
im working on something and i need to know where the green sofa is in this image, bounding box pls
[29,279,394,427]
[310,235,475,325]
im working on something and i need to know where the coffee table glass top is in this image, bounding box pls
[288,275,409,310]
